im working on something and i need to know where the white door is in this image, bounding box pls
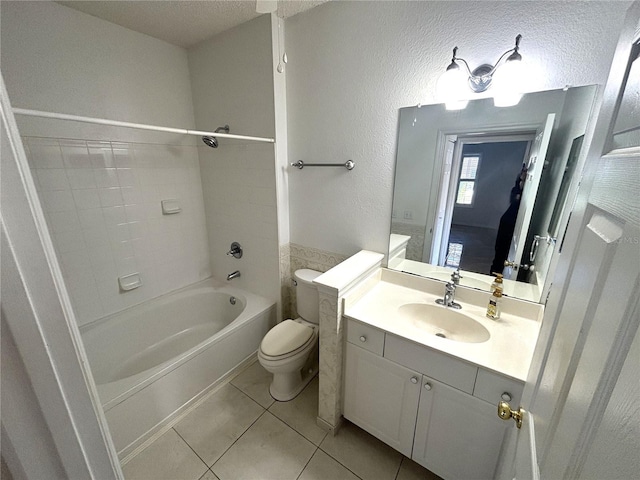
[497,3,640,479]
[429,135,457,264]
[504,114,555,280]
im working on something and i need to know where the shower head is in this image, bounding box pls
[201,125,230,148]
[202,136,218,148]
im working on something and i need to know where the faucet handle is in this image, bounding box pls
[451,268,463,284]
[227,241,243,258]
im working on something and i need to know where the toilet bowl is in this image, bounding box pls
[258,269,321,401]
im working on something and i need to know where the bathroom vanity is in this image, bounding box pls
[341,268,542,480]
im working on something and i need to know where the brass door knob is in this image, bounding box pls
[504,260,518,269]
[498,401,524,429]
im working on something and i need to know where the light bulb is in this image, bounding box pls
[437,66,469,110]
[492,58,525,107]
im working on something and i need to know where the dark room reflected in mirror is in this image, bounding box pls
[389,85,598,302]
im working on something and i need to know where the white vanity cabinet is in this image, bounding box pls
[412,376,508,479]
[343,318,522,480]
[343,342,421,457]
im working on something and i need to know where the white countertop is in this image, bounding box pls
[344,276,542,382]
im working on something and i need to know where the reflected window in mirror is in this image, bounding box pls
[456,155,481,206]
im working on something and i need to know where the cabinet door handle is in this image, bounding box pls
[424,382,432,391]
[410,376,418,384]
[501,392,512,402]
[359,335,367,342]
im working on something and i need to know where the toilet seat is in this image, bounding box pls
[259,319,315,359]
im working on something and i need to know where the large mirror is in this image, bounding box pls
[389,85,598,302]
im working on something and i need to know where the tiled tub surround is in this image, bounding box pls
[23,137,210,325]
[199,143,281,307]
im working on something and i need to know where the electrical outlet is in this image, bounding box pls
[403,210,413,220]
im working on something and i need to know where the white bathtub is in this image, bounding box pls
[80,278,276,457]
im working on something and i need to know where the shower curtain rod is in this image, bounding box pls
[12,108,275,144]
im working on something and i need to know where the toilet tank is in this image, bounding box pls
[294,269,322,325]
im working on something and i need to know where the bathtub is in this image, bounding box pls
[80,278,276,457]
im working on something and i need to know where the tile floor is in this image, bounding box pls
[122,360,442,480]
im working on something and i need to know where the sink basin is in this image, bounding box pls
[425,272,491,291]
[397,303,490,343]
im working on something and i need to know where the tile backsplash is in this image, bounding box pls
[24,137,211,326]
[282,243,348,319]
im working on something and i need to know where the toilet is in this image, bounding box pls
[258,268,322,401]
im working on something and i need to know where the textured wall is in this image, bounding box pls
[286,1,630,258]
[1,1,195,144]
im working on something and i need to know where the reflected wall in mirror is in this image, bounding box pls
[389,85,598,302]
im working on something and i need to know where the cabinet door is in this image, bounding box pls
[343,342,421,457]
[413,377,508,480]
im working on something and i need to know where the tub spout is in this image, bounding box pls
[227,270,241,281]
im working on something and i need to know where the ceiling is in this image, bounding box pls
[57,0,330,49]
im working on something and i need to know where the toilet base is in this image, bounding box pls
[269,363,318,402]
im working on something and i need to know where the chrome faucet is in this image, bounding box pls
[435,282,462,309]
[227,270,241,281]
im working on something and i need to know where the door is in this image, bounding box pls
[504,114,555,279]
[497,3,640,479]
[412,376,508,480]
[342,343,422,457]
[429,135,457,264]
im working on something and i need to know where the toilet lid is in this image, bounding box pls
[261,320,314,357]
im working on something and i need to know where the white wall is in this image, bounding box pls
[1,1,195,143]
[285,1,630,257]
[189,15,280,304]
[1,1,210,324]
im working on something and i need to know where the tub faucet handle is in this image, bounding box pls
[227,242,243,258]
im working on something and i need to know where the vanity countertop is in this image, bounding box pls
[343,272,542,382]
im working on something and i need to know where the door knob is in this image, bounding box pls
[410,376,418,384]
[498,401,523,429]
[504,260,534,272]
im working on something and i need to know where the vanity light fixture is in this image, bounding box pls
[437,34,525,110]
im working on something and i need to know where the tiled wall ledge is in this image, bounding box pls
[312,250,385,432]
[281,243,348,320]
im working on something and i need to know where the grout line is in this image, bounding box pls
[317,444,365,480]
[295,445,319,480]
[228,381,273,411]
[171,427,210,473]
[394,456,405,480]
[209,409,269,472]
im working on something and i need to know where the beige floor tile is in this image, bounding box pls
[122,429,208,480]
[199,471,220,480]
[174,384,265,466]
[320,421,402,480]
[211,412,316,480]
[298,449,360,480]
[230,360,275,408]
[396,457,443,480]
[268,375,327,446]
